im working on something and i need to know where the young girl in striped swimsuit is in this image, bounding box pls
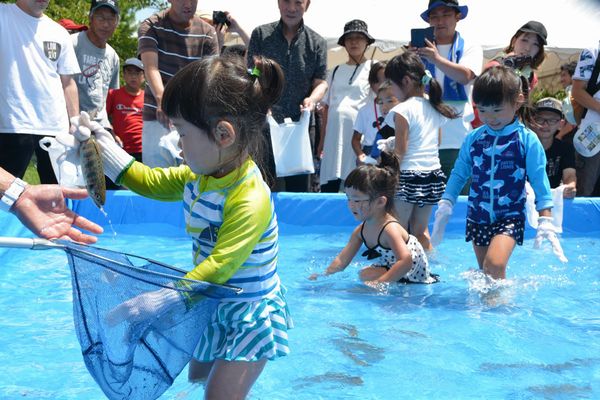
[95,55,292,399]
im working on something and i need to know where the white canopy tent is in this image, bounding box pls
[138,0,600,92]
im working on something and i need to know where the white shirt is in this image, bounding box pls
[386,97,450,171]
[353,98,382,147]
[0,4,80,136]
[573,42,600,125]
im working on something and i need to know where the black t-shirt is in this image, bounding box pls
[545,138,576,188]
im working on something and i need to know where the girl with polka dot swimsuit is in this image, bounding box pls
[309,151,439,285]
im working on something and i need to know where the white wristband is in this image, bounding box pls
[0,178,28,212]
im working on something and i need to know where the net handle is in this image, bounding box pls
[0,237,64,250]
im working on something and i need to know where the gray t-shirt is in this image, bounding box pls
[71,31,119,128]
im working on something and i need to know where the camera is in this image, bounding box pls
[502,55,533,70]
[212,11,229,26]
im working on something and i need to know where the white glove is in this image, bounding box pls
[431,199,453,247]
[105,286,186,330]
[534,216,568,263]
[158,129,184,166]
[73,112,135,181]
[376,137,395,152]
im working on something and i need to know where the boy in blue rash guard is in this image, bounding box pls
[72,55,293,400]
[430,66,567,280]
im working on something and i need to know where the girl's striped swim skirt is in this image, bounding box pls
[395,169,446,207]
[194,285,293,362]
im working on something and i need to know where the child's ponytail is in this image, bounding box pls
[162,55,286,179]
[427,76,459,119]
[378,150,400,182]
[386,51,457,120]
[345,150,399,214]
[250,56,285,115]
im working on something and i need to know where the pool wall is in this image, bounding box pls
[1,192,600,236]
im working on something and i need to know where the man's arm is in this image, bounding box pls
[140,51,170,128]
[225,13,250,46]
[431,56,476,84]
[572,79,600,114]
[417,39,483,85]
[1,167,102,243]
[60,75,79,119]
[562,168,577,198]
[302,79,328,111]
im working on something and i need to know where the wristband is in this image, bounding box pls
[0,178,28,212]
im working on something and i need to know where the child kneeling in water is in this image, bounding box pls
[310,151,438,284]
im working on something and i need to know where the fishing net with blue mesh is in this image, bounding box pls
[59,240,241,400]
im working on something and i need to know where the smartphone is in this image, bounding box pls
[410,27,435,48]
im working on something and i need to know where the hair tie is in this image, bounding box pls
[421,70,433,85]
[248,66,261,78]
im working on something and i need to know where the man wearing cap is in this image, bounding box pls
[530,98,577,198]
[0,0,80,184]
[71,0,120,130]
[106,58,145,163]
[247,0,328,192]
[138,0,218,168]
[416,0,482,187]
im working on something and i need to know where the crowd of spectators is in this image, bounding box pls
[1,0,599,198]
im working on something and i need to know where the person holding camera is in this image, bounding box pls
[414,0,483,187]
[471,20,548,129]
[137,0,218,168]
[211,11,250,56]
[494,21,547,92]
[247,0,328,192]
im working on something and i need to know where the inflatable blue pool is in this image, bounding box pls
[0,192,598,399]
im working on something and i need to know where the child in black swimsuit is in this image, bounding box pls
[309,151,438,284]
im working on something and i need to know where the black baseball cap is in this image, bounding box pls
[90,0,119,16]
[517,20,547,45]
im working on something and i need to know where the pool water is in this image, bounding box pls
[0,222,599,399]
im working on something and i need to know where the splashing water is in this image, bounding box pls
[98,207,117,239]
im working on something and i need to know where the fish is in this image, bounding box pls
[79,134,106,208]
[483,140,515,157]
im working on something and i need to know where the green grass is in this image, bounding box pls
[24,157,41,185]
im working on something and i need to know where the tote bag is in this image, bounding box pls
[268,110,314,177]
[573,121,600,157]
